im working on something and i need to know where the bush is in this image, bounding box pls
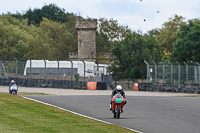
[74,73,79,82]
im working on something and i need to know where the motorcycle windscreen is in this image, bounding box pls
[115,94,121,98]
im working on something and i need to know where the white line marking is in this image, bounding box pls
[22,96,143,133]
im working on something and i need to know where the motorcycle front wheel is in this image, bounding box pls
[116,106,120,118]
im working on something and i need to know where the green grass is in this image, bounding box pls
[0,93,136,133]
[177,94,200,97]
[1,92,49,96]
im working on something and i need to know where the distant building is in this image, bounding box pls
[69,19,97,62]
[24,60,107,77]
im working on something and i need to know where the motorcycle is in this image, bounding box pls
[10,85,18,95]
[111,93,125,118]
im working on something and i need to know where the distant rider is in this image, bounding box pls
[110,85,127,111]
[9,80,18,94]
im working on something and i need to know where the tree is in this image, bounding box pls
[96,31,112,53]
[109,31,162,80]
[27,18,76,60]
[144,29,164,62]
[0,14,32,60]
[41,4,67,23]
[156,15,186,52]
[170,19,200,63]
[98,18,131,42]
[23,3,67,26]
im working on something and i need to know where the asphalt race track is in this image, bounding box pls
[25,95,200,133]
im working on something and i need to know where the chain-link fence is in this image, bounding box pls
[145,61,200,84]
[140,61,200,94]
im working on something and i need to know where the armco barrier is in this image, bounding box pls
[138,83,200,94]
[97,82,107,90]
[87,82,97,90]
[1,77,109,90]
[87,82,107,90]
[0,77,87,90]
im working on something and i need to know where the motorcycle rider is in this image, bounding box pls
[9,80,18,94]
[110,85,127,111]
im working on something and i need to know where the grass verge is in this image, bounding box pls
[0,93,136,133]
[0,92,49,96]
[18,92,49,95]
[177,95,200,97]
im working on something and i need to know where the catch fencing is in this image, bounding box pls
[144,61,200,84]
[142,61,200,94]
[0,58,111,89]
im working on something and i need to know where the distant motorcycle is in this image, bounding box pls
[111,93,125,118]
[10,85,18,95]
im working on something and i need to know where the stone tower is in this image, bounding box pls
[69,19,97,61]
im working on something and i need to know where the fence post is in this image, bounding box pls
[152,61,157,83]
[69,59,73,82]
[144,60,149,83]
[160,61,165,84]
[196,62,200,83]
[27,58,32,87]
[28,58,32,80]
[0,57,2,78]
[0,57,8,78]
[82,60,85,83]
[191,61,197,83]
[95,60,99,72]
[183,62,188,83]
[168,62,173,84]
[176,62,180,84]
[43,59,46,80]
[14,57,18,79]
[57,60,59,80]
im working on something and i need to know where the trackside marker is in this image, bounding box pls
[22,96,143,133]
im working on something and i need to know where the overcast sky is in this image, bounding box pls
[0,0,199,33]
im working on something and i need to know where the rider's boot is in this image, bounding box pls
[109,104,112,111]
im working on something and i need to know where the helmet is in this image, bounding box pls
[116,85,122,92]
[11,80,15,84]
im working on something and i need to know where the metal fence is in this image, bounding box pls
[0,59,76,81]
[141,61,200,94]
[0,58,111,89]
[144,61,200,84]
